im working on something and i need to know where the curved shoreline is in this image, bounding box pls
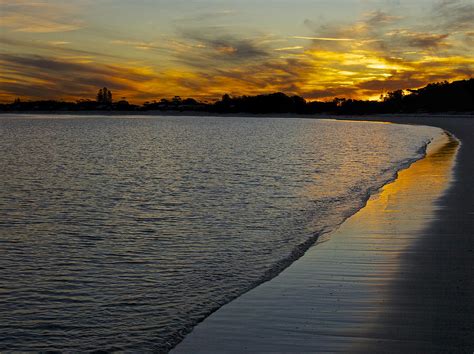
[173,116,472,352]
[342,115,474,352]
[166,121,439,351]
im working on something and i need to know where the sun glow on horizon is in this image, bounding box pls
[0,0,473,103]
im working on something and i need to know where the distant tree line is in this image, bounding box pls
[1,79,473,115]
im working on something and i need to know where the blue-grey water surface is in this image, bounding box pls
[0,115,441,351]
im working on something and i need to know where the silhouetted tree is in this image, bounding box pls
[172,96,182,106]
[182,98,198,105]
[114,98,131,110]
[213,92,308,113]
[97,90,103,103]
[222,94,231,103]
[97,87,113,105]
[333,97,346,107]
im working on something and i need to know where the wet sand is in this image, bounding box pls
[346,116,474,352]
[173,116,473,353]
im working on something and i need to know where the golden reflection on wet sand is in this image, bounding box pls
[338,132,459,281]
[333,132,460,346]
[173,131,459,352]
[355,132,458,231]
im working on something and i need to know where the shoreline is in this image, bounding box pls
[173,116,473,352]
[341,115,474,351]
[1,111,473,120]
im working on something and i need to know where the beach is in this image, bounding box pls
[173,116,474,353]
[349,115,474,352]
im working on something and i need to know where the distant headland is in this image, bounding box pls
[1,78,473,115]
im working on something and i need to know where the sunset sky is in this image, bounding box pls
[1,0,473,103]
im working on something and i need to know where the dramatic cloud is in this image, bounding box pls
[0,0,83,33]
[0,0,472,103]
[386,30,450,50]
[176,29,270,63]
[432,0,474,31]
[365,10,400,27]
[291,36,354,41]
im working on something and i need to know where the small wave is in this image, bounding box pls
[169,128,443,352]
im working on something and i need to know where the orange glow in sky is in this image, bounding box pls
[0,0,473,103]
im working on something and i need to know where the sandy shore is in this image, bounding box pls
[173,116,473,353]
[344,115,474,352]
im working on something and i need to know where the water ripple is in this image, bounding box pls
[0,115,440,351]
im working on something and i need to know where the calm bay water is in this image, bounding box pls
[0,115,441,351]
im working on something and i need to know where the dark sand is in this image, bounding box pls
[173,116,473,353]
[345,116,474,352]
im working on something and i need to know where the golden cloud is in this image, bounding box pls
[0,1,472,103]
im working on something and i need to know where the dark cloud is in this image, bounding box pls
[0,37,125,60]
[453,66,473,77]
[178,28,269,62]
[173,9,236,24]
[404,32,450,49]
[431,0,474,31]
[1,54,153,82]
[302,19,355,39]
[365,10,400,26]
[207,37,268,59]
[358,77,424,91]
[305,87,359,100]
[356,68,470,94]
[1,54,107,74]
[370,30,450,54]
